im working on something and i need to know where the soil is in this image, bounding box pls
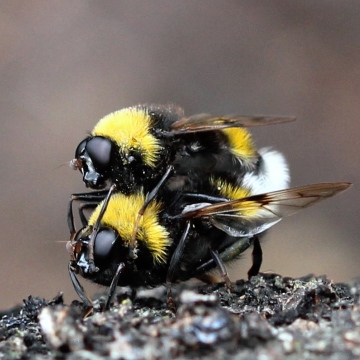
[1,273,360,359]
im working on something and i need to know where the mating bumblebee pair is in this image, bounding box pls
[66,104,350,313]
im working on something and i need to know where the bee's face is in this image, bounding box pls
[67,226,120,277]
[70,136,113,189]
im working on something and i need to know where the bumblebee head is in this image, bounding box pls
[67,225,121,277]
[70,136,113,189]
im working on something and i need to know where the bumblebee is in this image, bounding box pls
[68,145,291,278]
[70,104,294,193]
[67,181,350,312]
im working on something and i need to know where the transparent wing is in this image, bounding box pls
[180,182,351,237]
[170,113,295,134]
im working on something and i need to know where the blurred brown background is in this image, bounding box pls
[0,1,359,309]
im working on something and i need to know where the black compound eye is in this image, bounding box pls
[94,228,117,262]
[86,137,112,170]
[75,139,88,158]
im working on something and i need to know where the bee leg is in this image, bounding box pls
[196,273,222,284]
[67,196,78,238]
[130,287,137,301]
[78,202,99,227]
[104,262,125,311]
[130,165,174,256]
[190,238,252,278]
[137,165,174,212]
[209,249,233,292]
[166,289,177,313]
[85,184,117,273]
[166,220,191,311]
[67,190,108,236]
[180,193,228,203]
[70,189,109,200]
[68,262,93,317]
[247,235,263,279]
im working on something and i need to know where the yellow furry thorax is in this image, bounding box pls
[221,128,257,163]
[92,107,162,167]
[88,192,171,264]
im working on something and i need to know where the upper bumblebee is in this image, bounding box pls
[70,104,294,195]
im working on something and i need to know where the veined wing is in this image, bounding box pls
[170,113,295,134]
[180,182,351,237]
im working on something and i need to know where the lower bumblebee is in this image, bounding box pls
[67,181,351,313]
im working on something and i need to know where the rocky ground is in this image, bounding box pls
[1,273,360,359]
